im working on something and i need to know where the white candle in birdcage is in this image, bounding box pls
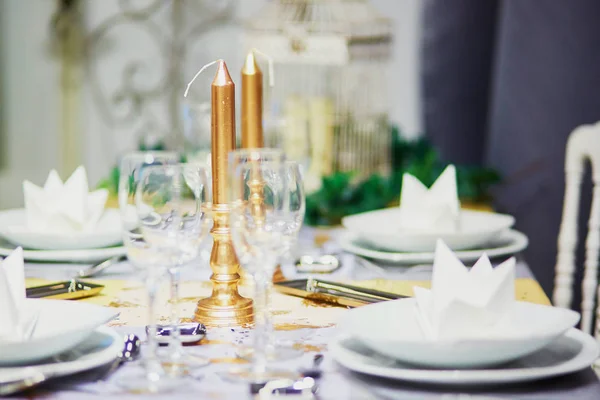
[308,96,334,177]
[283,95,310,168]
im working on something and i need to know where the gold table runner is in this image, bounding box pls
[26,278,550,329]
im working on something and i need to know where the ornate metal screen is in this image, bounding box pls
[51,0,236,173]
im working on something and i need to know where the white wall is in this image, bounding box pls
[0,0,422,209]
[0,0,61,209]
[371,0,422,138]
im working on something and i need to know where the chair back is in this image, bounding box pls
[553,122,600,336]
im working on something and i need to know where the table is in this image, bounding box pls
[19,228,600,399]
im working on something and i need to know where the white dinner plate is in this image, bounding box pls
[339,298,580,368]
[330,328,599,385]
[0,237,126,263]
[339,229,528,264]
[0,299,119,365]
[342,209,515,252]
[0,208,123,250]
[0,326,120,386]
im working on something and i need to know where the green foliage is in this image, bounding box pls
[304,125,501,226]
[96,166,120,195]
[98,126,501,227]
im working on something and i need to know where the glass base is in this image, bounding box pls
[116,368,183,394]
[236,344,302,362]
[157,351,210,378]
[218,366,299,384]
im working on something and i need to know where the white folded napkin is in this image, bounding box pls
[413,239,516,341]
[23,166,108,233]
[0,247,30,342]
[398,165,460,232]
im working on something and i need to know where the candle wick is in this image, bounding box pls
[184,59,221,98]
[251,48,275,88]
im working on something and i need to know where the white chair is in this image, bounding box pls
[553,122,600,338]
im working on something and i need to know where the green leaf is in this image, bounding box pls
[304,124,503,226]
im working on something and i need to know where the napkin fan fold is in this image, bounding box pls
[398,165,460,232]
[413,239,516,341]
[0,247,31,341]
[23,166,107,233]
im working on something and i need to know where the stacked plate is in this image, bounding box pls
[331,299,599,385]
[0,299,120,388]
[340,208,527,264]
[0,208,126,263]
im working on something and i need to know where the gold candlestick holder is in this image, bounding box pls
[194,203,254,326]
[194,60,253,327]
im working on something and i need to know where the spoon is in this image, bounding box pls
[295,254,341,273]
[0,334,141,394]
[299,353,324,379]
[146,322,207,345]
[97,333,141,381]
[78,255,128,278]
[256,377,318,398]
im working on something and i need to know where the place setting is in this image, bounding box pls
[0,246,122,395]
[0,166,126,263]
[330,240,597,386]
[339,165,528,265]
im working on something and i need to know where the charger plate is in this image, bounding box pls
[338,229,528,264]
[0,237,126,263]
[342,209,515,252]
[330,328,599,385]
[339,298,580,368]
[0,326,120,388]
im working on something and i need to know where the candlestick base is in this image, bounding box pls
[194,203,254,327]
[194,292,254,327]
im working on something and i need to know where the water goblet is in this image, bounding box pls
[118,151,180,268]
[115,152,180,393]
[135,164,212,376]
[235,160,306,364]
[222,149,300,383]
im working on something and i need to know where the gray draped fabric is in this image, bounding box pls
[421,0,600,300]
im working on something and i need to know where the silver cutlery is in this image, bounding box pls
[257,377,318,398]
[306,277,404,303]
[0,333,142,395]
[147,322,207,345]
[295,253,341,273]
[299,353,324,379]
[78,255,127,278]
[96,333,141,381]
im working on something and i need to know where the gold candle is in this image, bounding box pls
[194,60,254,327]
[241,51,264,149]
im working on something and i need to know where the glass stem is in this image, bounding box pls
[252,267,272,375]
[145,273,162,383]
[169,267,183,358]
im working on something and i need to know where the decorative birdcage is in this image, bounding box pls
[243,0,393,192]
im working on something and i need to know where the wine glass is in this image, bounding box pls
[135,164,212,376]
[116,151,179,393]
[280,161,306,261]
[236,160,306,364]
[223,149,299,383]
[118,151,180,268]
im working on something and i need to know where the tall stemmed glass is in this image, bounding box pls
[280,161,306,261]
[117,151,179,392]
[136,164,212,375]
[236,160,306,363]
[225,149,297,383]
[118,152,180,266]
